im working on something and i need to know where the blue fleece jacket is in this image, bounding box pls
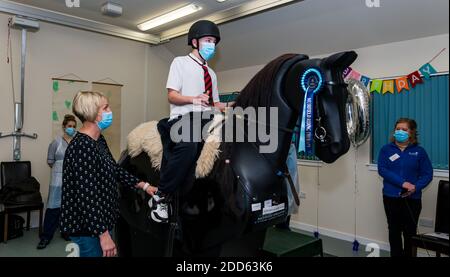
[378,142,433,199]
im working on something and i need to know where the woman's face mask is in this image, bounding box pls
[64,121,77,137]
[65,127,76,137]
[393,130,409,143]
[97,111,113,131]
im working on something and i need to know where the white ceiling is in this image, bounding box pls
[9,0,251,34]
[5,0,449,71]
[164,0,450,71]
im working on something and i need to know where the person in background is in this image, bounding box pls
[60,91,157,257]
[378,118,433,257]
[37,114,77,249]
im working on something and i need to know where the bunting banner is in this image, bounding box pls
[341,50,443,96]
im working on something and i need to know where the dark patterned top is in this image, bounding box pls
[60,132,140,237]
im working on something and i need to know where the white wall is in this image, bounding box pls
[0,12,172,226]
[145,45,172,121]
[217,34,449,249]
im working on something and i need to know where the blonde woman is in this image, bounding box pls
[60,91,157,257]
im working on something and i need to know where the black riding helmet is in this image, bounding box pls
[187,20,221,48]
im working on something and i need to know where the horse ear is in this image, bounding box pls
[322,51,357,69]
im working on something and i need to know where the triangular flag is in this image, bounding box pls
[396,77,410,92]
[382,80,395,94]
[419,63,437,79]
[370,79,383,93]
[348,70,361,81]
[343,67,352,79]
[407,71,423,88]
[360,76,371,87]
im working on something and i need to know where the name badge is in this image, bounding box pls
[389,153,400,162]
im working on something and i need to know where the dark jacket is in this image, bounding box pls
[378,142,433,199]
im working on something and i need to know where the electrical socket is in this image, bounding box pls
[299,192,306,199]
[419,217,434,228]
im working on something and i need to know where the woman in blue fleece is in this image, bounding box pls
[378,118,433,257]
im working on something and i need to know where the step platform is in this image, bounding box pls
[262,227,323,257]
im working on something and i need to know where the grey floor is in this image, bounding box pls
[0,228,68,257]
[292,228,391,257]
[0,227,391,257]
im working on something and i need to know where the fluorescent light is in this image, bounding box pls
[137,4,202,31]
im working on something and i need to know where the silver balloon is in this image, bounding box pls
[345,79,371,147]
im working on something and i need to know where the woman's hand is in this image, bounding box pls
[402,182,416,192]
[402,182,416,197]
[99,230,116,257]
[136,182,158,196]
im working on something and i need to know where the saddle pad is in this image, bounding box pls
[127,114,224,178]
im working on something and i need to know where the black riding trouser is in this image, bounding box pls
[158,112,213,195]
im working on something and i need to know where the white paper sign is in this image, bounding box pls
[264,199,272,208]
[251,203,262,212]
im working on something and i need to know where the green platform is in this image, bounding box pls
[262,227,323,257]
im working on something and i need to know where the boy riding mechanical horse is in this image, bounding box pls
[149,20,227,223]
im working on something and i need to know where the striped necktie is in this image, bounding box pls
[189,55,214,106]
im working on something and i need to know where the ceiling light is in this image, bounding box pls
[137,4,202,31]
[216,0,227,2]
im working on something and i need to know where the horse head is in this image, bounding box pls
[232,51,357,167]
[302,51,358,162]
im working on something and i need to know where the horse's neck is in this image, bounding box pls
[231,104,294,171]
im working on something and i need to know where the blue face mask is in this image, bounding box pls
[199,42,215,61]
[393,130,409,143]
[97,111,113,131]
[65,127,76,137]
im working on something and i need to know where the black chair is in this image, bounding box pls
[0,161,43,243]
[411,180,449,256]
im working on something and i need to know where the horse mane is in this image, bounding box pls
[233,53,298,109]
[210,53,298,218]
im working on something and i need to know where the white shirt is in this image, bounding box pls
[166,54,220,119]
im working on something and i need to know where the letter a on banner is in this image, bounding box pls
[407,71,423,88]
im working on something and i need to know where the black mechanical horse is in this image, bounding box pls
[116,51,357,257]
